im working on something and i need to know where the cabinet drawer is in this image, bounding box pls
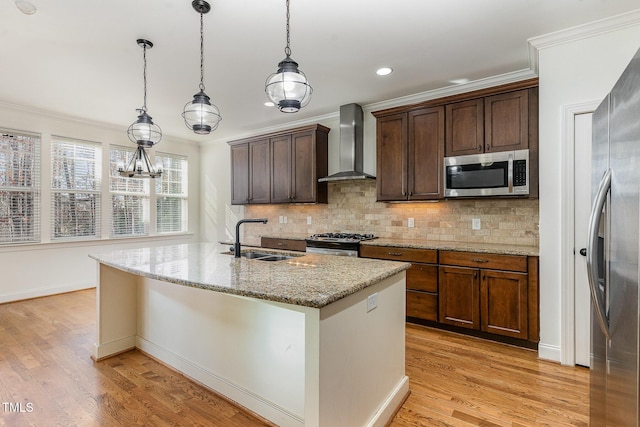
[261,237,306,252]
[439,251,527,273]
[360,245,437,264]
[406,264,438,292]
[406,291,438,321]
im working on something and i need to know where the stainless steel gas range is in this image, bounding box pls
[305,233,377,257]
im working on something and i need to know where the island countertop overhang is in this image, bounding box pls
[89,243,410,308]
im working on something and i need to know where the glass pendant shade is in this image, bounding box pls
[265,56,312,113]
[183,90,222,134]
[183,0,221,135]
[127,110,162,148]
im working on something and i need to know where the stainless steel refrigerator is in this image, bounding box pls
[588,47,640,426]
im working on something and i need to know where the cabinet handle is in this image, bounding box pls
[477,145,482,152]
[482,274,486,281]
[388,252,403,256]
[408,191,413,196]
[474,272,478,279]
[471,258,489,263]
[486,144,491,151]
[277,242,283,246]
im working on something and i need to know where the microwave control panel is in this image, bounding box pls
[513,159,528,186]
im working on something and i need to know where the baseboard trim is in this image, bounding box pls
[537,342,562,362]
[0,284,94,304]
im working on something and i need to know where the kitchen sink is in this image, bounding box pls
[225,250,302,262]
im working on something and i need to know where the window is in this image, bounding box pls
[110,146,149,237]
[0,130,40,244]
[51,137,101,240]
[156,153,188,233]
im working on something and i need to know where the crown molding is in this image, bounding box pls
[528,8,640,73]
[0,100,199,146]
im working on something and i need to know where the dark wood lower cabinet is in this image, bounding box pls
[438,266,480,329]
[360,245,539,346]
[481,269,528,340]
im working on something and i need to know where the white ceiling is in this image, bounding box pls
[1,0,639,143]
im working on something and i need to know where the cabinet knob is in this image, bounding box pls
[474,272,478,279]
[408,191,413,196]
[477,145,482,152]
[486,144,491,151]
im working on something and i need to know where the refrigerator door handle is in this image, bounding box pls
[586,169,611,340]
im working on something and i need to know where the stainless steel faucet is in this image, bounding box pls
[234,218,268,257]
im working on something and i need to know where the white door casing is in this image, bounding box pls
[560,101,600,366]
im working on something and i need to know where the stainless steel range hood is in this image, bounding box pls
[318,103,375,182]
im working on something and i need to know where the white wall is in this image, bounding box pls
[0,103,200,302]
[534,14,640,361]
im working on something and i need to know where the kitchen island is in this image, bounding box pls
[89,243,410,427]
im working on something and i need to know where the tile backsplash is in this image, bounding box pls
[244,180,538,247]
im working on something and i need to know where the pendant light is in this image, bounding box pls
[121,39,162,178]
[182,0,222,135]
[265,0,312,113]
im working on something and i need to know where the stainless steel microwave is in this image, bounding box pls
[444,149,529,197]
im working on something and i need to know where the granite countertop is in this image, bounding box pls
[89,243,410,309]
[361,238,539,256]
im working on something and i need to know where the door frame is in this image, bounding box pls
[560,100,600,366]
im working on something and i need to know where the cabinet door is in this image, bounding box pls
[438,265,480,329]
[291,131,317,203]
[445,98,484,156]
[230,143,249,205]
[481,270,528,339]
[407,107,444,200]
[249,139,271,204]
[270,135,292,203]
[484,89,529,152]
[376,113,407,201]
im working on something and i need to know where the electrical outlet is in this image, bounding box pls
[279,215,284,224]
[472,218,481,230]
[408,217,415,228]
[307,216,312,225]
[367,293,378,312]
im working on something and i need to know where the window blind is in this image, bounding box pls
[0,130,40,244]
[155,153,187,233]
[110,146,149,237]
[51,137,101,239]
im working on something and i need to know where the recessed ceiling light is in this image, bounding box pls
[449,78,470,85]
[376,67,393,76]
[15,0,36,15]
[264,101,275,107]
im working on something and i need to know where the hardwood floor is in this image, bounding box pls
[0,290,589,426]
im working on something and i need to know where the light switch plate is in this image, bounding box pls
[472,218,481,230]
[408,217,414,228]
[367,293,378,312]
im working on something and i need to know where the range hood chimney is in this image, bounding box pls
[318,103,375,182]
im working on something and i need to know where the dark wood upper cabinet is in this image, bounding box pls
[445,89,529,156]
[229,124,328,205]
[376,113,407,201]
[445,98,484,156]
[408,107,444,200]
[229,139,270,204]
[484,89,529,153]
[375,107,443,201]
[270,135,293,203]
[248,139,271,204]
[230,143,249,205]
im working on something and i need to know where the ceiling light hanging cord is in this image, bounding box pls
[199,11,205,92]
[264,0,312,113]
[141,41,149,114]
[182,0,221,135]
